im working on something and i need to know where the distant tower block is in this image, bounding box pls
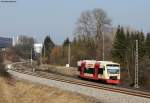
[12,36,15,46]
[16,35,19,44]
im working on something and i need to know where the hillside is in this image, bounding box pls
[0,78,99,103]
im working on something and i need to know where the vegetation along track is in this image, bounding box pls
[8,62,150,99]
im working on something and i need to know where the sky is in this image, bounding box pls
[0,0,150,44]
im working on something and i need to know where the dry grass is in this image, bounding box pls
[0,78,99,103]
[38,64,78,78]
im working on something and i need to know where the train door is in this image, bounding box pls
[98,66,105,79]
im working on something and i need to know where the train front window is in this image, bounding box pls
[107,65,120,74]
[107,69,119,74]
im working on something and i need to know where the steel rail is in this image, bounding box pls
[9,66,150,99]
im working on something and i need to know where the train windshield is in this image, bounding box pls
[107,64,120,74]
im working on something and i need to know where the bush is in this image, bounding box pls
[5,48,20,62]
[0,51,11,79]
[0,64,11,78]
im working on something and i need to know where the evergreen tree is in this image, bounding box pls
[125,29,134,83]
[145,33,150,58]
[42,36,55,63]
[111,25,127,66]
[137,31,145,61]
[127,31,145,84]
[125,29,132,64]
[63,38,70,47]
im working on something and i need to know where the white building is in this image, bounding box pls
[34,43,43,54]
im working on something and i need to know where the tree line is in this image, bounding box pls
[43,26,150,88]
[41,8,150,88]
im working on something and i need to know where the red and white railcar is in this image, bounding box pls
[77,60,120,84]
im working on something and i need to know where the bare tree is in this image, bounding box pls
[74,8,112,60]
[14,35,35,59]
[17,35,34,46]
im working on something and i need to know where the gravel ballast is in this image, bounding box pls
[8,70,150,103]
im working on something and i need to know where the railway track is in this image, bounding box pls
[8,62,150,99]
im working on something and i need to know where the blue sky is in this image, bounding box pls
[0,0,150,44]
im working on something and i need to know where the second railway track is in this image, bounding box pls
[8,64,150,99]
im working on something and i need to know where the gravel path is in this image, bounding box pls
[8,70,150,103]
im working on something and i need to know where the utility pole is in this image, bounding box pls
[102,31,105,61]
[134,40,139,88]
[41,49,43,65]
[68,42,71,67]
[31,48,33,66]
[41,52,43,65]
[44,45,46,60]
[41,44,45,64]
[31,48,35,72]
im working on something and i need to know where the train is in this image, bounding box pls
[77,60,120,84]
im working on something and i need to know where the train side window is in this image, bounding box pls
[84,68,94,74]
[99,68,103,74]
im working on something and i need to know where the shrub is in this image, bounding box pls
[0,51,11,79]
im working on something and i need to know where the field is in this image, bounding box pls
[0,77,99,103]
[37,64,78,77]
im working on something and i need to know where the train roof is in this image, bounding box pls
[97,61,120,65]
[79,60,119,65]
